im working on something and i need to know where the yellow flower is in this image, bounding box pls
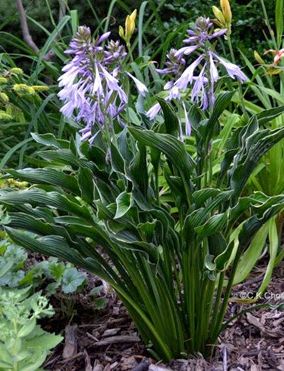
[0,110,12,121]
[13,83,35,95]
[32,85,49,92]
[9,67,24,75]
[0,92,9,103]
[0,77,8,84]
[119,9,137,44]
[220,0,232,24]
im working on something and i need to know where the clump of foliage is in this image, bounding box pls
[1,0,284,364]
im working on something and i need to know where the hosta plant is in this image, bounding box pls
[1,98,284,360]
[2,11,284,361]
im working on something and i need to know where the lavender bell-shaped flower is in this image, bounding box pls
[58,26,128,142]
[147,16,247,135]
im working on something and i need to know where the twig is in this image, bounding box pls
[93,335,140,347]
[16,0,39,53]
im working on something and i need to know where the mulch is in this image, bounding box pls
[43,263,284,371]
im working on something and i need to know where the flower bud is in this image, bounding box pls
[0,92,9,103]
[0,77,8,84]
[13,83,35,95]
[9,67,24,75]
[212,6,226,26]
[119,25,125,39]
[0,110,12,121]
[120,9,137,44]
[32,85,49,92]
[254,51,265,65]
[220,0,232,24]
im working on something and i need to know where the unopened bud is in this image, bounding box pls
[9,67,24,75]
[0,110,12,121]
[220,0,232,24]
[13,83,35,95]
[32,85,49,92]
[212,6,226,25]
[254,51,265,65]
[0,77,8,84]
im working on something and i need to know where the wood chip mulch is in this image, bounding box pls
[43,263,284,371]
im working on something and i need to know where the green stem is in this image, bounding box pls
[227,36,248,120]
[211,248,242,344]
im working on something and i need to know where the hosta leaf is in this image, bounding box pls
[78,167,94,203]
[37,149,80,167]
[207,91,235,127]
[129,127,195,181]
[256,105,284,125]
[128,144,148,194]
[31,133,69,149]
[5,228,86,267]
[114,191,133,219]
[230,125,284,196]
[195,212,228,238]
[0,189,92,221]
[156,97,179,136]
[7,168,80,194]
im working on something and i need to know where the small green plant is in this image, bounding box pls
[0,287,62,371]
[0,237,87,294]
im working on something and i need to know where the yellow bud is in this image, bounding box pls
[13,83,35,95]
[125,9,137,43]
[220,0,232,24]
[212,6,226,25]
[119,25,125,40]
[32,85,49,92]
[0,92,9,103]
[0,77,8,84]
[9,67,24,75]
[254,51,265,65]
[0,110,12,121]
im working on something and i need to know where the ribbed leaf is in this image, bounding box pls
[129,127,195,181]
[7,168,80,194]
[78,167,94,203]
[31,133,69,149]
[114,191,133,219]
[0,189,92,220]
[156,97,179,136]
[230,125,284,196]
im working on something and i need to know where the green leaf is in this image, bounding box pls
[114,191,133,219]
[61,267,86,293]
[7,168,80,194]
[230,122,284,196]
[129,127,195,182]
[31,133,69,149]
[156,97,179,136]
[78,167,94,203]
[276,0,283,47]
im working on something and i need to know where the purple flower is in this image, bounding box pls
[213,54,248,82]
[58,26,128,142]
[126,72,148,96]
[147,16,247,126]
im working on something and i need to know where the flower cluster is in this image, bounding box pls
[148,17,247,122]
[58,26,128,142]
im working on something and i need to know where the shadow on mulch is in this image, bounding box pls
[43,264,284,371]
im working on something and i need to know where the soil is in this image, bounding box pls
[43,263,284,371]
